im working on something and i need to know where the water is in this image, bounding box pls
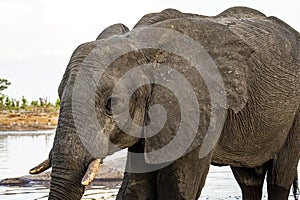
[0,130,54,200]
[0,130,54,180]
[0,130,298,199]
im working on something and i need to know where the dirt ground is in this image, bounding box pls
[0,111,58,131]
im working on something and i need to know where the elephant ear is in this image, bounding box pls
[96,23,129,40]
[142,17,254,163]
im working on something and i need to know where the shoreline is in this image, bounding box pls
[0,163,124,187]
[0,126,56,132]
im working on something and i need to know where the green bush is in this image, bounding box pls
[0,78,59,112]
[21,96,27,109]
[0,79,11,93]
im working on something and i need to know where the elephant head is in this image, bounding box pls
[29,8,255,200]
[29,23,150,199]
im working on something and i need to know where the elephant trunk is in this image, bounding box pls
[49,128,87,200]
[48,112,97,200]
[49,168,85,200]
[48,64,108,199]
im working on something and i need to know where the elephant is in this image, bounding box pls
[29,7,300,200]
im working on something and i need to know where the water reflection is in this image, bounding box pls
[0,130,54,180]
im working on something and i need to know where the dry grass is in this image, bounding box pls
[0,111,58,131]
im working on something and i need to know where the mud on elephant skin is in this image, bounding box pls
[30,6,300,200]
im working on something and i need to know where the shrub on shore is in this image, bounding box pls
[0,95,60,113]
[0,78,59,113]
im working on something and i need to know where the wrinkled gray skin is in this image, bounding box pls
[43,7,300,200]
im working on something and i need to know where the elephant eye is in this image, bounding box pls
[105,96,120,114]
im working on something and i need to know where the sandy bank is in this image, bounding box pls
[0,111,58,131]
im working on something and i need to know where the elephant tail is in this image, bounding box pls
[293,173,299,200]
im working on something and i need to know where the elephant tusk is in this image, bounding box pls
[81,159,101,186]
[29,159,51,174]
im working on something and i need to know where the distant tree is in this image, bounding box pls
[21,96,27,109]
[5,96,12,108]
[55,98,60,110]
[0,79,11,94]
[11,98,16,108]
[16,100,20,109]
[0,94,4,104]
[0,94,5,109]
[31,100,38,107]
[39,97,45,107]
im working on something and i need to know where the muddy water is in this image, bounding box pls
[0,131,298,199]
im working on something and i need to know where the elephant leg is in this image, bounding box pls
[156,147,212,200]
[117,140,158,200]
[231,165,267,200]
[267,157,298,200]
[117,171,158,200]
[266,109,300,200]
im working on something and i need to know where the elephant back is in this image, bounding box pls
[133,8,203,29]
[216,6,266,19]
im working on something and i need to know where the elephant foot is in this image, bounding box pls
[240,184,263,200]
[267,185,289,200]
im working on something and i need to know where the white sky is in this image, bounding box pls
[0,0,299,102]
